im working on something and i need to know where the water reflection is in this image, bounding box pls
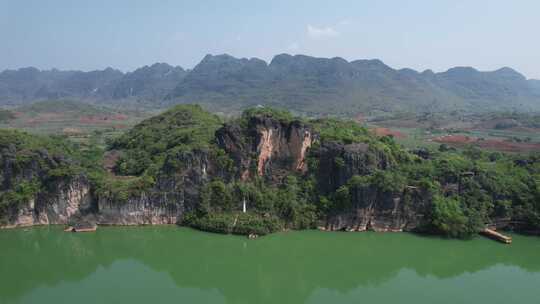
[1,227,539,304]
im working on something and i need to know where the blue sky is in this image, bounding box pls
[1,0,539,78]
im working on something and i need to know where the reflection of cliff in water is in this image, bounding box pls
[1,227,540,303]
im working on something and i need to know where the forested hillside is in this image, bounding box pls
[1,105,539,238]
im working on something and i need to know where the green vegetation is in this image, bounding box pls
[0,129,83,224]
[1,105,539,239]
[187,176,317,234]
[110,104,222,176]
[241,106,294,125]
[338,146,540,238]
[311,118,371,144]
[183,212,282,236]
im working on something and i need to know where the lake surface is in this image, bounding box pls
[1,226,539,304]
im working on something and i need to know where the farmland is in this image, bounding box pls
[368,111,540,152]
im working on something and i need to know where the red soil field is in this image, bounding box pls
[371,128,407,139]
[432,135,475,144]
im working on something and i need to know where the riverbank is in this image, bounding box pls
[3,219,536,244]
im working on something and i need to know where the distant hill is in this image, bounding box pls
[0,67,123,103]
[0,63,185,105]
[1,54,539,115]
[169,54,540,115]
[112,63,187,100]
[530,79,540,93]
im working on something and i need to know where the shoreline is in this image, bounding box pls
[2,223,537,242]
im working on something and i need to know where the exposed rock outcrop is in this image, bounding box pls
[316,141,429,232]
[97,194,182,225]
[1,177,92,228]
[325,187,430,232]
[315,142,391,194]
[97,149,213,225]
[217,115,313,181]
[1,147,212,228]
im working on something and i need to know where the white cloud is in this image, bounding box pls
[307,25,340,40]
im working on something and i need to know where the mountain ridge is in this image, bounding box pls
[1,54,539,114]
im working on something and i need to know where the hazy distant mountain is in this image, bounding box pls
[0,67,123,104]
[169,54,540,114]
[1,54,539,114]
[112,63,186,100]
[0,63,184,105]
[530,79,540,94]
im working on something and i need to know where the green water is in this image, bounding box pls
[1,227,539,304]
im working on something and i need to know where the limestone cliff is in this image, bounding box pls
[1,177,92,228]
[324,187,430,232]
[96,149,212,225]
[216,114,313,181]
[313,141,429,232]
[1,114,425,231]
[1,111,436,234]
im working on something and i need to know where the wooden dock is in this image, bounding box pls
[480,228,512,244]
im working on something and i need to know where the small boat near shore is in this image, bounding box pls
[64,225,97,233]
[480,228,512,244]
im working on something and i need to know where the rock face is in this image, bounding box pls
[217,115,313,181]
[316,142,387,193]
[0,145,213,228]
[1,177,92,228]
[325,187,430,232]
[0,142,95,228]
[97,149,213,225]
[316,142,429,232]
[97,194,182,225]
[87,116,314,227]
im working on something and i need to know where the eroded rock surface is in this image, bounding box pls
[1,177,92,228]
[217,115,313,181]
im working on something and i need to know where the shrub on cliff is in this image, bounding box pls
[0,181,41,225]
[240,106,295,126]
[110,104,222,176]
[0,130,85,223]
[311,118,370,144]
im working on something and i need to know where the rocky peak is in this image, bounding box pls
[112,63,186,99]
[196,54,267,72]
[350,59,393,72]
[492,67,527,81]
[270,54,351,76]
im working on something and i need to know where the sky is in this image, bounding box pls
[1,0,539,79]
